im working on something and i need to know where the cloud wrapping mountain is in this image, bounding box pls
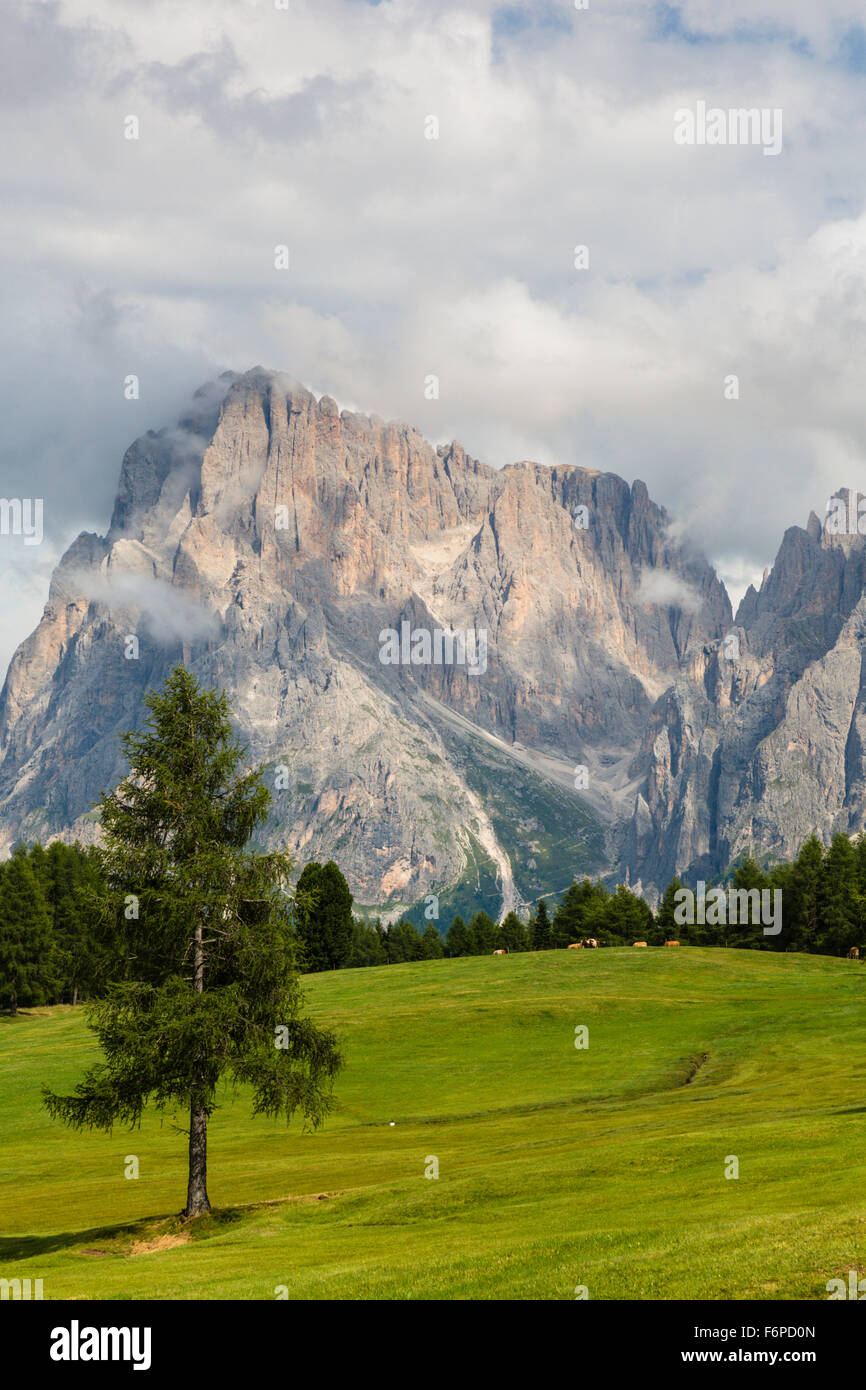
[3,370,860,915]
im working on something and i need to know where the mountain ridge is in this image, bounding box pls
[0,368,860,917]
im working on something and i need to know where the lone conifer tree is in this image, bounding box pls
[43,666,342,1217]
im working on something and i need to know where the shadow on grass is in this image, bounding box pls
[0,1219,151,1263]
[0,1203,259,1264]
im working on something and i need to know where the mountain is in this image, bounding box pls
[0,368,858,916]
[623,495,866,890]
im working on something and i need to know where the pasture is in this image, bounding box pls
[1,948,864,1299]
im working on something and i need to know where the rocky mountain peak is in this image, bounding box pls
[3,370,866,916]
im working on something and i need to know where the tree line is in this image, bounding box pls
[656,834,866,955]
[2,829,864,1009]
[290,865,655,968]
[265,835,866,967]
[0,841,105,1012]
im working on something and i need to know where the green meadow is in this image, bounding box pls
[1,948,864,1300]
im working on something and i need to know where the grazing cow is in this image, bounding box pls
[664,940,680,947]
[847,946,860,959]
[632,941,648,948]
[567,942,583,950]
[493,948,507,956]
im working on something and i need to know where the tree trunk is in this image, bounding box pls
[184,1096,211,1217]
[72,985,78,1007]
[183,914,211,1217]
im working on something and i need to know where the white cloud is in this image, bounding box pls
[636,570,703,613]
[2,0,866,674]
[66,570,220,645]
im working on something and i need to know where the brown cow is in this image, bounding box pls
[664,940,680,947]
[567,942,583,950]
[847,946,860,959]
[632,941,648,948]
[493,948,507,956]
[582,938,599,949]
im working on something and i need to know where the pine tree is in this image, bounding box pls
[44,842,105,1004]
[604,884,653,944]
[0,847,57,1014]
[551,882,584,947]
[386,920,423,962]
[347,919,388,968]
[656,876,683,943]
[420,923,445,958]
[531,898,552,951]
[499,911,528,952]
[295,861,354,971]
[855,832,866,898]
[767,861,794,948]
[469,910,498,955]
[445,914,472,957]
[790,835,823,952]
[728,857,770,949]
[819,834,860,955]
[43,666,342,1218]
[551,878,608,946]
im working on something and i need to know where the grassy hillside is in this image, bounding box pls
[1,948,865,1300]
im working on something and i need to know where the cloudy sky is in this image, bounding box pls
[2,0,866,676]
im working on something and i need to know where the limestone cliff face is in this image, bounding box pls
[620,493,866,892]
[3,368,854,911]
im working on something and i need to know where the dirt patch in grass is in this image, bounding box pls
[128,1232,189,1257]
